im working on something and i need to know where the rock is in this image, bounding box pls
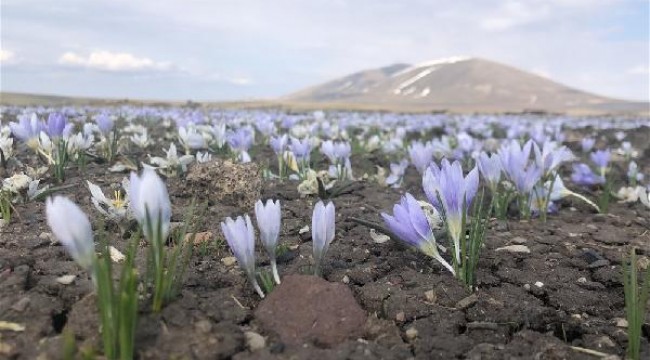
[615,318,628,328]
[424,289,437,303]
[245,331,266,351]
[221,256,237,266]
[405,327,418,340]
[395,311,405,322]
[109,246,125,263]
[456,294,478,309]
[342,275,350,284]
[56,275,76,285]
[534,281,544,288]
[588,259,610,269]
[369,229,390,244]
[511,236,527,244]
[10,297,30,313]
[38,232,52,242]
[255,274,367,346]
[184,231,213,245]
[495,245,530,254]
[182,159,262,208]
[194,320,212,333]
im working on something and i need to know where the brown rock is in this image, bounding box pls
[183,159,261,209]
[255,274,367,347]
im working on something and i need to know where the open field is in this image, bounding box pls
[1,106,649,359]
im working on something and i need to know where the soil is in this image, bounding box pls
[1,123,649,359]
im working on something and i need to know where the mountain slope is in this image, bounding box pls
[285,57,648,113]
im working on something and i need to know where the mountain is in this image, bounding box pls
[285,57,649,114]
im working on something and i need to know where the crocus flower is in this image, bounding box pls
[129,168,172,241]
[289,137,312,163]
[477,151,502,191]
[534,141,574,177]
[221,215,265,298]
[382,193,454,274]
[311,201,335,275]
[590,150,611,176]
[227,128,254,163]
[46,112,73,138]
[581,138,595,153]
[423,159,479,262]
[627,161,644,184]
[408,141,434,174]
[570,163,605,186]
[255,199,282,284]
[46,196,95,271]
[95,113,114,134]
[9,113,43,149]
[270,134,289,155]
[385,159,409,188]
[320,140,351,164]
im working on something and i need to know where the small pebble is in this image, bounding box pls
[56,275,76,285]
[534,281,544,288]
[456,294,478,309]
[194,320,212,333]
[395,311,405,322]
[424,289,437,303]
[10,297,30,312]
[221,256,237,266]
[342,275,350,284]
[245,331,266,351]
[405,327,418,340]
[588,259,610,269]
[496,245,530,254]
[615,318,628,328]
[511,236,527,244]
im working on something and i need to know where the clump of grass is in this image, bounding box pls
[622,248,650,360]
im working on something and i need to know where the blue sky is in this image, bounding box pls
[1,0,648,101]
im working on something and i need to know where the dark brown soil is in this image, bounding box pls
[1,126,649,359]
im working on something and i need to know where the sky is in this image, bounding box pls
[1,0,649,101]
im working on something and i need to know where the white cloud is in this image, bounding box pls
[627,65,650,75]
[0,49,16,62]
[229,77,253,85]
[58,50,172,72]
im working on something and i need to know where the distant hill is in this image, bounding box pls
[285,57,649,114]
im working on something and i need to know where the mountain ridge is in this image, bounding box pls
[285,57,649,114]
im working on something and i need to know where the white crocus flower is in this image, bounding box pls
[86,180,130,220]
[178,126,207,152]
[27,180,50,200]
[2,173,32,193]
[130,129,151,148]
[46,196,95,271]
[196,151,212,163]
[148,143,194,176]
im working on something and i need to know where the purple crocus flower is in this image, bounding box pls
[289,137,312,163]
[227,128,254,163]
[46,112,73,138]
[95,113,114,134]
[270,134,289,155]
[590,149,610,176]
[382,193,454,275]
[385,159,409,188]
[477,152,502,191]
[571,163,605,186]
[408,141,434,174]
[534,141,574,177]
[581,138,595,153]
[9,113,44,148]
[320,140,351,164]
[221,214,264,298]
[422,159,479,262]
